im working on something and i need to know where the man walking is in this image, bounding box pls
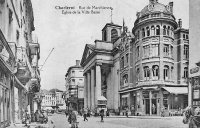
[83,109,88,121]
[100,109,104,122]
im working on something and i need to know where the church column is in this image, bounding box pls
[84,74,88,108]
[87,71,91,109]
[149,91,152,115]
[95,63,102,105]
[91,68,95,110]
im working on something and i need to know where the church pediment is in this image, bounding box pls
[80,44,95,66]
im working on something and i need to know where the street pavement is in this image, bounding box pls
[47,113,189,128]
[6,113,189,128]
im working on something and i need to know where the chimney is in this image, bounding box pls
[76,60,80,66]
[178,19,182,28]
[169,2,173,13]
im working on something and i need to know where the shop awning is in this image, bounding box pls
[162,87,188,94]
[97,96,107,101]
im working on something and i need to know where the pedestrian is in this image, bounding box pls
[100,109,104,122]
[35,110,39,122]
[161,106,165,117]
[106,110,109,117]
[68,110,78,128]
[125,107,129,117]
[83,109,88,121]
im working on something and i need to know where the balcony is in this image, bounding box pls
[0,29,15,73]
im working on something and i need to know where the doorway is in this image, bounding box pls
[152,99,157,114]
[145,99,150,114]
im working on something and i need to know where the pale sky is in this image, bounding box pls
[31,0,189,91]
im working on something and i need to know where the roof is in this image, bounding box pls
[162,87,188,94]
[140,1,171,17]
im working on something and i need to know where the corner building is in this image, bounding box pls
[131,0,188,115]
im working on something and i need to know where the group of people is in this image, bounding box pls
[66,108,107,128]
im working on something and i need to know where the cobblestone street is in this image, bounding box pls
[47,113,188,128]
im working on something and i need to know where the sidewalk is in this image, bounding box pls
[6,122,49,128]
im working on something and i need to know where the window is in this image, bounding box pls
[183,34,185,39]
[152,65,159,80]
[111,29,118,42]
[71,71,75,76]
[136,68,140,81]
[152,44,159,57]
[167,26,170,36]
[137,30,140,40]
[126,53,129,64]
[123,74,128,85]
[164,65,169,80]
[144,66,150,80]
[186,34,189,39]
[142,28,145,37]
[184,67,188,78]
[163,44,170,57]
[156,25,160,35]
[171,66,174,79]
[121,57,124,68]
[184,45,189,59]
[146,27,150,36]
[151,26,155,36]
[136,46,140,58]
[103,31,107,41]
[171,46,173,58]
[143,45,150,58]
[163,25,166,35]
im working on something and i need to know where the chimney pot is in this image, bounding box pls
[178,19,182,28]
[76,60,80,66]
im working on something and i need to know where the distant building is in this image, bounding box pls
[65,60,84,111]
[41,89,66,110]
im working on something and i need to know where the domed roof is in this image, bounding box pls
[140,1,171,17]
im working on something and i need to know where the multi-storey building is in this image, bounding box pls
[0,0,40,127]
[65,60,84,112]
[81,0,189,116]
[131,0,188,115]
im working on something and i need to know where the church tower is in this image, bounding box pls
[102,23,122,43]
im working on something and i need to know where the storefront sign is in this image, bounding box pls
[193,90,200,99]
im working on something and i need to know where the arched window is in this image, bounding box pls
[142,28,145,37]
[171,28,174,38]
[104,31,107,41]
[171,66,174,80]
[163,25,166,35]
[137,68,140,81]
[152,65,159,80]
[144,66,150,80]
[184,67,188,78]
[121,57,124,68]
[137,30,140,40]
[151,26,155,36]
[156,25,160,35]
[111,29,118,42]
[123,74,128,85]
[146,27,150,36]
[164,65,169,80]
[136,46,140,58]
[167,26,170,36]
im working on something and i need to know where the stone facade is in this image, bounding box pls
[0,0,40,127]
[65,60,84,112]
[81,0,189,116]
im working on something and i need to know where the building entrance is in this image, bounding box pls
[152,99,157,114]
[145,99,150,114]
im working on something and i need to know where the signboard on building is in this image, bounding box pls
[193,90,200,99]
